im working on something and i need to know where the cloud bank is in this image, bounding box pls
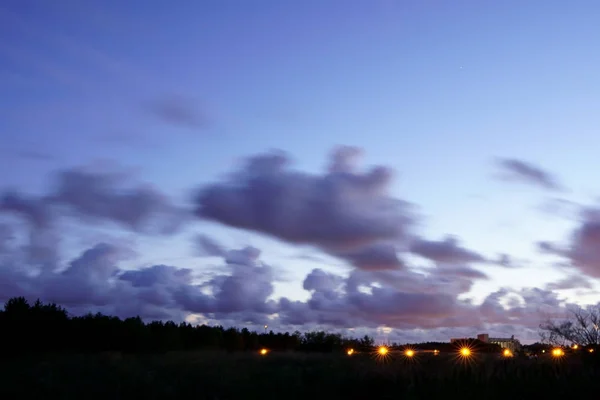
[0,146,596,342]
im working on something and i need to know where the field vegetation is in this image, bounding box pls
[2,297,600,399]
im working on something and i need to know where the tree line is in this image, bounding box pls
[0,297,377,355]
[7,296,585,356]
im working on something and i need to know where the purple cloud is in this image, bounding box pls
[145,94,210,130]
[195,234,227,257]
[495,158,563,191]
[0,165,187,236]
[409,236,485,264]
[194,146,415,270]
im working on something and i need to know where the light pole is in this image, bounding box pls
[264,324,268,334]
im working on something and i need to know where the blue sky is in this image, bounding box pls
[2,0,600,342]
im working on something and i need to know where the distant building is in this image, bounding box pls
[477,333,521,352]
[450,338,469,343]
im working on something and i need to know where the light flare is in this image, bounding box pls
[551,348,564,357]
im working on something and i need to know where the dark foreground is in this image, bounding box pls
[1,351,599,399]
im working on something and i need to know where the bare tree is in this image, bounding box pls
[539,305,600,346]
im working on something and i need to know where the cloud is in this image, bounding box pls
[495,158,563,191]
[493,253,524,268]
[1,191,52,229]
[564,217,600,278]
[538,207,600,279]
[194,146,415,270]
[1,164,187,236]
[545,275,593,291]
[0,223,585,341]
[145,94,210,130]
[338,242,405,270]
[409,236,485,264]
[0,145,591,341]
[278,265,488,329]
[538,197,580,219]
[195,234,226,257]
[48,167,187,234]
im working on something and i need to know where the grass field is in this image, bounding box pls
[1,350,598,399]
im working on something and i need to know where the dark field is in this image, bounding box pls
[2,351,600,400]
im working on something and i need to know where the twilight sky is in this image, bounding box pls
[2,0,600,343]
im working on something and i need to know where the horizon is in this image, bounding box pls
[2,0,600,345]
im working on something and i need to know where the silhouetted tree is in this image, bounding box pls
[0,297,376,355]
[540,305,600,346]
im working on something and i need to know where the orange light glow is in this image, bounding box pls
[405,349,415,357]
[259,348,268,355]
[347,348,354,356]
[503,349,512,357]
[378,346,389,356]
[460,347,471,357]
[573,344,579,350]
[551,348,564,357]
[589,348,595,353]
[433,349,440,356]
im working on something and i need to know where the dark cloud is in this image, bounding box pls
[495,158,563,191]
[409,236,485,264]
[47,167,186,234]
[338,242,404,270]
[566,218,600,278]
[494,253,518,268]
[0,224,14,253]
[536,207,600,278]
[0,226,586,339]
[0,165,187,236]
[195,234,226,257]
[545,275,593,291]
[194,146,415,270]
[0,146,591,340]
[1,191,52,228]
[278,265,490,329]
[537,241,567,256]
[145,94,210,130]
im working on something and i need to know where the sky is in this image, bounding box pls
[2,0,600,344]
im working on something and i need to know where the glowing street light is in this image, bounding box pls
[433,349,440,356]
[589,348,595,353]
[503,349,513,357]
[378,346,389,356]
[460,347,471,357]
[259,348,268,356]
[347,348,354,356]
[552,348,564,357]
[264,325,268,334]
[405,349,415,357]
[572,344,579,350]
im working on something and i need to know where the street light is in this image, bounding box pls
[264,325,268,334]
[552,348,564,357]
[460,347,471,357]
